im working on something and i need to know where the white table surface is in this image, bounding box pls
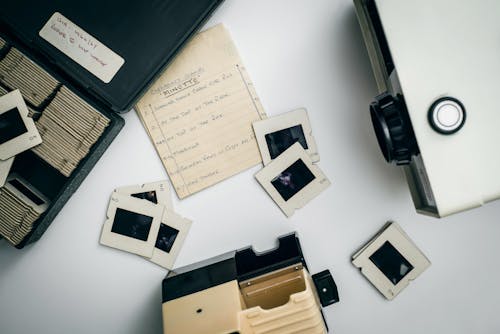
[2,1,500,333]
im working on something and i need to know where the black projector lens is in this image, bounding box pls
[370,93,419,165]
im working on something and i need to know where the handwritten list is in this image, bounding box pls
[136,24,266,199]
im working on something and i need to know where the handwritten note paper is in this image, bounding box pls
[136,24,266,199]
[39,12,124,83]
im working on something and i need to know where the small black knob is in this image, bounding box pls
[370,92,419,165]
[312,270,339,307]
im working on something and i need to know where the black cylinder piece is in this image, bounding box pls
[369,92,419,165]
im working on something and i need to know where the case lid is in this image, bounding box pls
[0,0,224,112]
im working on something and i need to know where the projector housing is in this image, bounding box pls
[354,0,500,217]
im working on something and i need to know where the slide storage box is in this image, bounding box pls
[0,0,223,248]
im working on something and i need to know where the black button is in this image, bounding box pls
[312,270,339,307]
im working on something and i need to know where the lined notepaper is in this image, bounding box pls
[136,24,266,199]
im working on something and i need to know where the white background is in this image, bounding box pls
[2,1,500,333]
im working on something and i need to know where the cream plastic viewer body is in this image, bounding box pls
[161,234,339,333]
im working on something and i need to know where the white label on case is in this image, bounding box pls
[39,12,124,83]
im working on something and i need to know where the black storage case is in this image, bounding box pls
[0,0,224,248]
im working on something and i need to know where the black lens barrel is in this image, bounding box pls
[370,93,419,165]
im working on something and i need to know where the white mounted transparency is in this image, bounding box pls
[252,108,319,165]
[114,180,173,213]
[352,222,431,300]
[3,173,50,214]
[100,192,163,258]
[255,142,330,217]
[149,209,192,270]
[0,89,42,161]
